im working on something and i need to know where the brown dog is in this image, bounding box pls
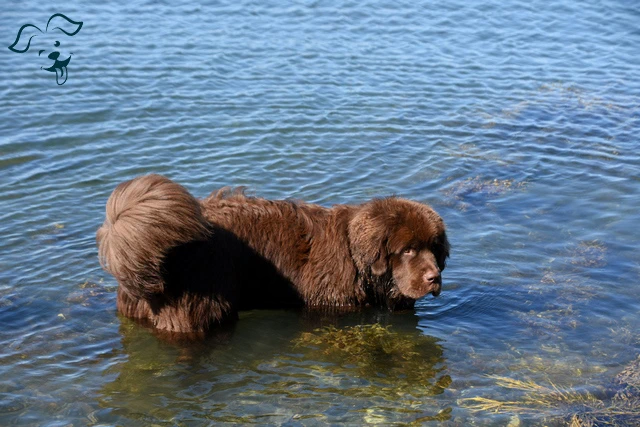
[97,174,449,333]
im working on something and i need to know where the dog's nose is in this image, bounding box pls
[424,270,441,284]
[48,51,60,60]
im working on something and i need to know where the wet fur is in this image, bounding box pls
[97,174,449,333]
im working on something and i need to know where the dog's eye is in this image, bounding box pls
[403,248,416,257]
[54,41,60,47]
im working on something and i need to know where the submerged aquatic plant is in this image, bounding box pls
[230,324,454,424]
[570,240,607,268]
[460,369,640,426]
[293,323,442,374]
[289,324,452,399]
[615,356,640,388]
[295,324,425,363]
[442,175,528,210]
[444,176,528,198]
[520,239,610,342]
[460,375,601,413]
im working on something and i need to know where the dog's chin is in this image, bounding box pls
[398,283,441,300]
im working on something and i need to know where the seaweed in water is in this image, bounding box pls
[229,324,454,424]
[291,324,451,396]
[442,175,528,210]
[520,239,609,340]
[570,240,607,268]
[460,355,640,426]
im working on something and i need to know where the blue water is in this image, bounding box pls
[1,0,639,425]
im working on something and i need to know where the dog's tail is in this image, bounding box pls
[96,174,210,300]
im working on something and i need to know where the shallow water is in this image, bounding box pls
[1,0,639,425]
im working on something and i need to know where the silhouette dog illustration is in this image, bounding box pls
[8,13,83,85]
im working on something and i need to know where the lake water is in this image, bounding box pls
[1,0,639,425]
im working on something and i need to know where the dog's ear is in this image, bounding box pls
[8,24,43,53]
[46,13,83,36]
[370,245,388,276]
[431,229,450,271]
[348,206,389,276]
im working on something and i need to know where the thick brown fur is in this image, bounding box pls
[97,174,450,333]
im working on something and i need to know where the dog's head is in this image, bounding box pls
[8,13,83,85]
[348,198,450,302]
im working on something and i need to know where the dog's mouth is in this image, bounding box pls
[397,281,442,299]
[427,280,442,297]
[42,55,71,85]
